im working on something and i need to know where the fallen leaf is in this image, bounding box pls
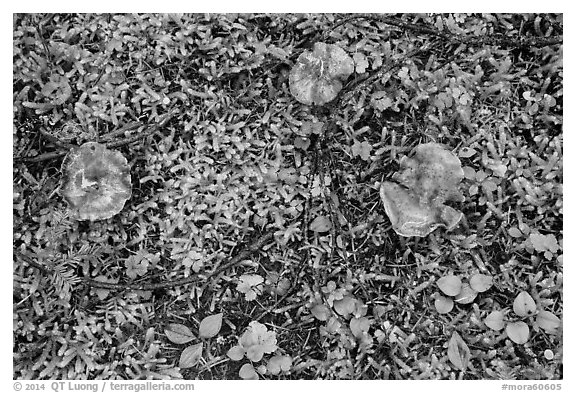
[199,313,223,338]
[447,331,470,371]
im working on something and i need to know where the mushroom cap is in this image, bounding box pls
[60,142,131,221]
[380,182,463,237]
[380,142,465,237]
[394,142,465,205]
[289,42,354,106]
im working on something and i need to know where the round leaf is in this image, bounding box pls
[199,313,223,338]
[239,363,259,380]
[506,321,530,344]
[434,295,454,314]
[179,342,203,368]
[454,283,478,304]
[311,304,331,321]
[437,275,462,297]
[469,274,493,293]
[349,317,371,337]
[226,345,245,361]
[484,310,505,331]
[513,291,537,317]
[310,215,332,232]
[267,355,293,375]
[165,323,196,344]
[535,311,561,334]
[333,296,356,317]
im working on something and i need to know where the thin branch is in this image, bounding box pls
[14,110,178,163]
[329,14,562,48]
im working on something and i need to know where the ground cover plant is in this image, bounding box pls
[13,13,563,380]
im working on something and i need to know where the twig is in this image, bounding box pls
[39,128,75,150]
[14,110,178,163]
[328,14,562,48]
[97,121,142,142]
[15,230,275,292]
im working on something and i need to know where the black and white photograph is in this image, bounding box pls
[12,11,564,385]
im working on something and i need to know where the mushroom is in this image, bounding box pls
[60,142,132,221]
[289,42,354,106]
[379,142,465,237]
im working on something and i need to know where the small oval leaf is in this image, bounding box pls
[179,342,203,368]
[535,311,561,334]
[454,283,478,304]
[513,291,537,317]
[447,331,470,371]
[484,310,505,331]
[310,215,332,232]
[333,296,356,317]
[469,274,493,292]
[239,363,259,380]
[165,323,196,344]
[437,275,462,297]
[199,313,223,338]
[506,321,530,344]
[226,345,245,361]
[311,304,331,321]
[434,295,454,314]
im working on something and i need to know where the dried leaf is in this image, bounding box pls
[484,310,505,331]
[469,274,493,293]
[199,313,223,338]
[437,275,462,297]
[165,323,196,344]
[179,342,203,368]
[506,321,530,344]
[513,291,537,317]
[447,331,470,371]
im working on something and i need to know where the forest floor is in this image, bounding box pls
[13,13,563,380]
